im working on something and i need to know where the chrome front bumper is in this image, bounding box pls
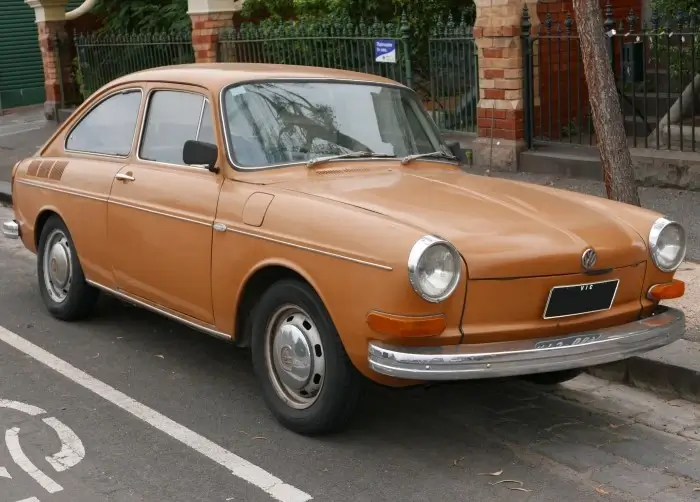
[1,220,19,239]
[368,307,685,380]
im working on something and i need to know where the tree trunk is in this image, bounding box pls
[572,0,641,206]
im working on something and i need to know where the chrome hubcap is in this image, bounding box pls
[42,230,72,303]
[265,305,325,409]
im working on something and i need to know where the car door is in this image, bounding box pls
[107,84,222,324]
[37,86,145,290]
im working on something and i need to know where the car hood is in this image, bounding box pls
[279,169,650,279]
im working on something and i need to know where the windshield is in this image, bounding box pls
[221,80,447,169]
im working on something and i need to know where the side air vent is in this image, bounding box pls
[27,159,68,181]
[48,161,68,180]
[27,160,41,176]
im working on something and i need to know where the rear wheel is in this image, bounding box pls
[251,279,361,435]
[37,215,99,321]
[521,369,584,386]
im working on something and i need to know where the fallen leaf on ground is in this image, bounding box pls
[252,436,267,440]
[595,485,609,495]
[477,469,503,476]
[453,456,465,466]
[155,355,164,359]
[489,480,523,487]
[508,487,533,492]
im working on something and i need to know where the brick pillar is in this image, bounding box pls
[26,0,77,120]
[188,0,242,63]
[38,22,78,119]
[472,0,540,171]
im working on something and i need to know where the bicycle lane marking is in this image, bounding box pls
[0,325,312,502]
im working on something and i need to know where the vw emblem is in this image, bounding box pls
[581,247,597,270]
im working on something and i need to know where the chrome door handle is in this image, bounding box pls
[115,173,135,182]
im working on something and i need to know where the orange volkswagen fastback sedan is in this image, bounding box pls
[2,63,686,435]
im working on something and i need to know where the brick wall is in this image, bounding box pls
[191,12,235,63]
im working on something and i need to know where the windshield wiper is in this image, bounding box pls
[306,151,396,168]
[400,150,457,165]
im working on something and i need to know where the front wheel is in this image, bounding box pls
[251,279,362,435]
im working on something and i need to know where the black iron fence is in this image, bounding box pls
[522,2,699,152]
[72,32,195,99]
[65,13,478,133]
[218,13,479,132]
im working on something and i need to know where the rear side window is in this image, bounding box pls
[65,90,142,156]
[139,90,211,166]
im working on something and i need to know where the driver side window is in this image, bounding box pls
[139,90,211,166]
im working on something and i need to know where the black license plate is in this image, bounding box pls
[535,333,602,349]
[543,279,619,319]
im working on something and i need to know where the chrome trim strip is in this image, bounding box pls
[135,88,211,171]
[224,225,393,271]
[16,178,107,202]
[2,220,19,239]
[86,280,232,341]
[64,87,144,159]
[218,77,449,172]
[108,199,211,227]
[368,306,685,381]
[542,278,620,320]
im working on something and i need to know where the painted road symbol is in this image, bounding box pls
[0,398,85,502]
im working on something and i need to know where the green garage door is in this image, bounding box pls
[0,0,83,111]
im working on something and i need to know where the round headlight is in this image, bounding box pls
[408,236,461,303]
[649,217,687,272]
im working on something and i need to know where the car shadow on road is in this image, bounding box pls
[86,294,697,470]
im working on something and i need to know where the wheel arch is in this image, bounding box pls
[233,259,329,348]
[34,207,64,249]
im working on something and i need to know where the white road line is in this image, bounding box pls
[0,466,11,478]
[5,427,63,494]
[0,325,313,502]
[0,399,46,416]
[15,498,41,502]
[43,417,85,472]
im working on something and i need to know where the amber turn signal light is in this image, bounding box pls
[366,311,446,337]
[647,279,685,301]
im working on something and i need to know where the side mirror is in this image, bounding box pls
[183,140,219,173]
[445,140,467,164]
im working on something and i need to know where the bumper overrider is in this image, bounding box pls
[368,306,685,380]
[1,219,19,239]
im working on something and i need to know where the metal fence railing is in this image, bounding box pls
[64,14,479,134]
[72,31,195,99]
[522,2,699,152]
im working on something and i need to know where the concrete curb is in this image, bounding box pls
[587,339,700,405]
[0,181,11,206]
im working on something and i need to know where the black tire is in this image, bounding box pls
[521,369,584,386]
[37,215,99,321]
[251,279,362,435]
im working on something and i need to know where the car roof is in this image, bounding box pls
[110,63,404,92]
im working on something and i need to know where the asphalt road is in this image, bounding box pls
[1,205,700,502]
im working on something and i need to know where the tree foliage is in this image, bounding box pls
[242,0,475,38]
[92,0,191,32]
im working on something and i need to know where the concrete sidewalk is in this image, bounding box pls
[0,106,57,185]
